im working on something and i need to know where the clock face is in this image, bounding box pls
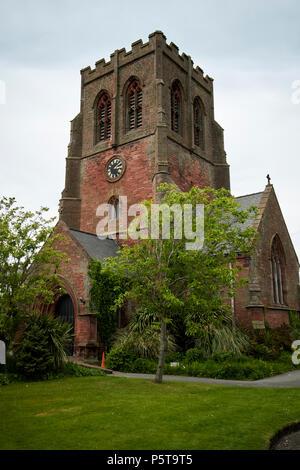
[106,156,125,182]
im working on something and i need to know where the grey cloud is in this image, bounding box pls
[0,0,299,255]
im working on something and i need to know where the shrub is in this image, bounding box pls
[0,361,106,385]
[211,361,270,381]
[289,311,300,333]
[169,358,273,381]
[164,353,299,381]
[107,348,300,379]
[0,373,10,386]
[185,348,204,363]
[2,353,18,373]
[164,363,186,375]
[183,362,206,377]
[58,362,106,377]
[248,324,294,361]
[210,352,241,362]
[131,358,157,374]
[0,359,24,385]
[15,311,72,378]
[165,352,185,363]
[15,325,55,377]
[249,342,278,361]
[106,347,137,371]
[264,324,293,351]
[195,324,250,357]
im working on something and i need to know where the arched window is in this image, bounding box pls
[95,92,111,142]
[127,79,142,130]
[193,97,205,148]
[271,235,285,305]
[108,196,119,220]
[171,80,181,134]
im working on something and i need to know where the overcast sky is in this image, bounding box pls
[0,0,299,256]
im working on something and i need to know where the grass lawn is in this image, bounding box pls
[0,375,299,450]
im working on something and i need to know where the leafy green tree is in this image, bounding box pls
[103,185,258,383]
[0,197,68,346]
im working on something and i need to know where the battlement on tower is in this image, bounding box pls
[162,36,213,89]
[80,31,213,90]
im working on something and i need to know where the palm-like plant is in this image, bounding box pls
[112,308,176,359]
[195,322,250,357]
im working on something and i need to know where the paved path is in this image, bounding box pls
[272,430,300,450]
[111,369,300,388]
[72,358,300,388]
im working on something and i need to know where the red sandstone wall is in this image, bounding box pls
[79,136,155,234]
[256,189,299,311]
[234,187,299,328]
[167,138,213,191]
[53,222,97,349]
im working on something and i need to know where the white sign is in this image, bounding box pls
[292,340,300,365]
[252,320,265,329]
[0,341,6,364]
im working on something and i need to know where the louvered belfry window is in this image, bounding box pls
[171,81,181,134]
[193,97,204,148]
[127,80,142,130]
[96,93,111,142]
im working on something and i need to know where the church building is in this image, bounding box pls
[52,31,299,357]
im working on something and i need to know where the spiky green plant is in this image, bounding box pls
[111,308,176,359]
[195,323,250,357]
[112,326,176,359]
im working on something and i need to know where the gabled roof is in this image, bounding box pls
[236,191,264,209]
[236,191,264,228]
[69,229,120,261]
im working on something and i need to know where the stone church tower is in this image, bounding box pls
[52,31,299,358]
[59,30,229,234]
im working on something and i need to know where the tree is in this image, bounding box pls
[0,196,69,346]
[103,185,259,383]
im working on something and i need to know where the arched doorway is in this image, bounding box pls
[55,294,75,355]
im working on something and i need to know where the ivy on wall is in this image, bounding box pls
[88,259,129,350]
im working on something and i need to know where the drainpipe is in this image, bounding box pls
[229,262,236,329]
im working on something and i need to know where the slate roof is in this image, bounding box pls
[236,191,264,228]
[70,229,120,261]
[236,191,263,210]
[69,192,263,258]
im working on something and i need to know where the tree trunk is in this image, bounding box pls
[155,319,167,384]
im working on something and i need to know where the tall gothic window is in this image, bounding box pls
[127,79,142,130]
[108,196,119,220]
[193,97,205,148]
[95,92,111,142]
[271,235,285,305]
[171,80,181,134]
